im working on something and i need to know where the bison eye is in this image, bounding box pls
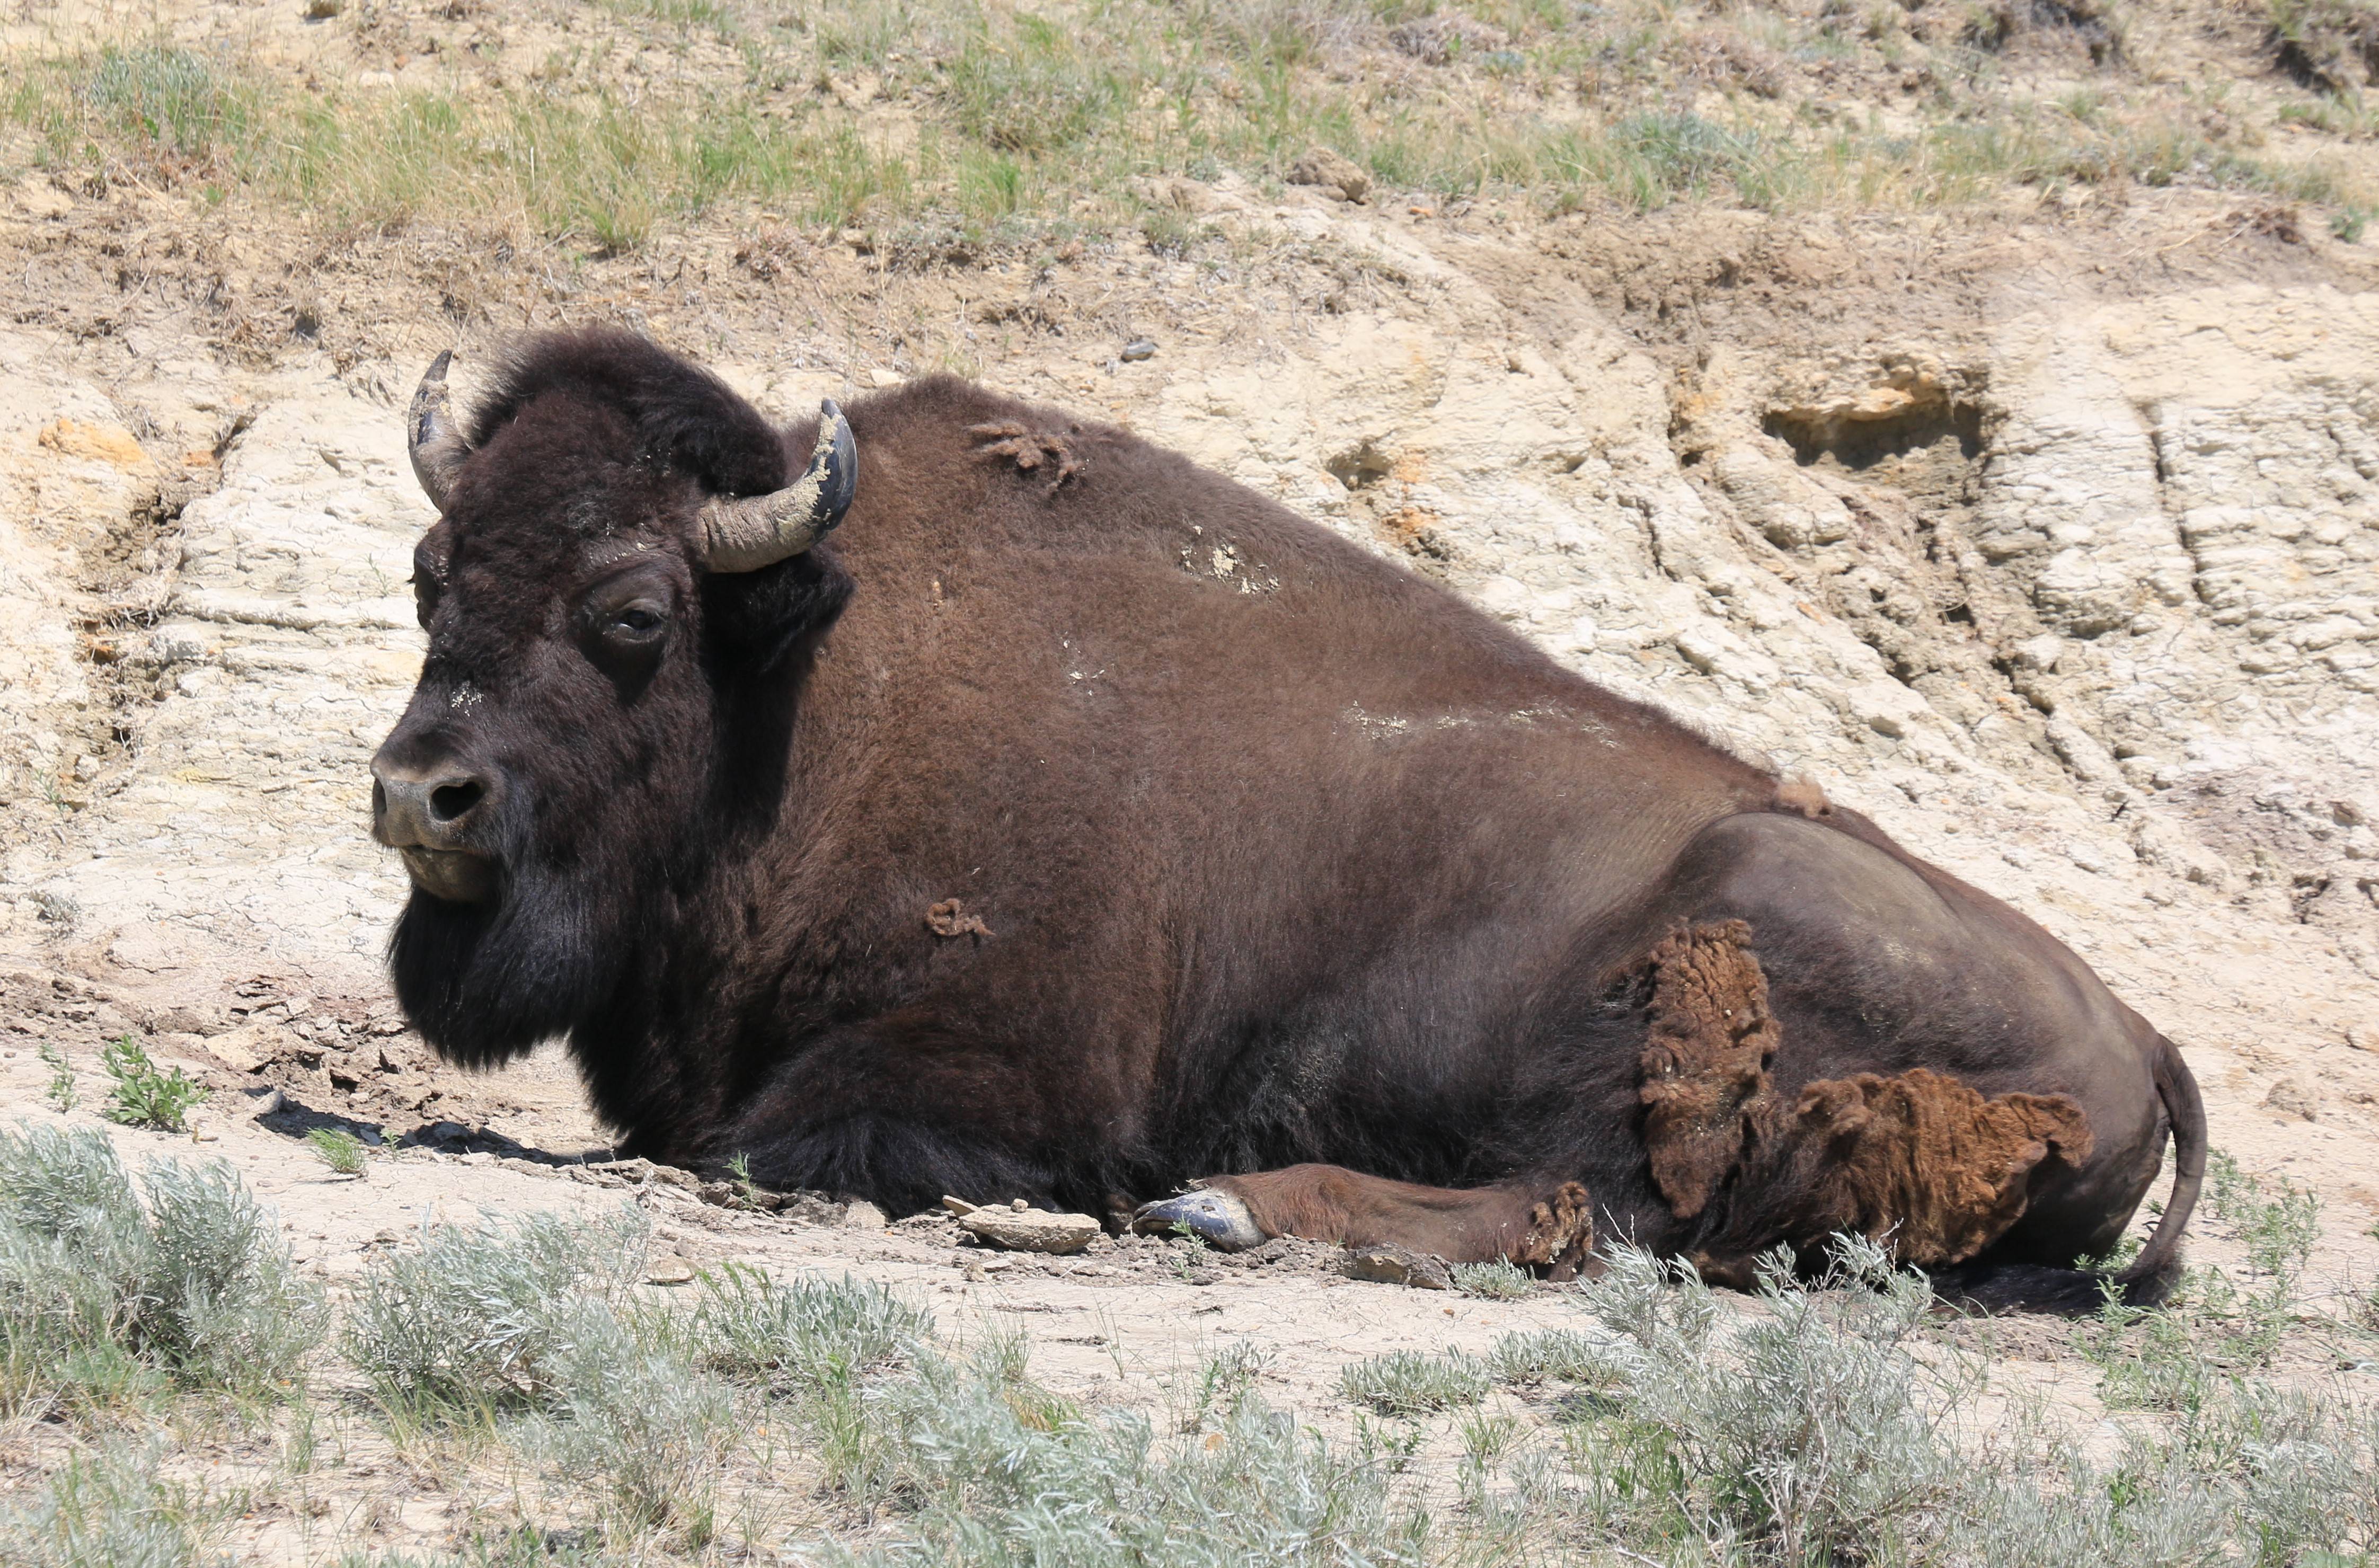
[580,572,677,681]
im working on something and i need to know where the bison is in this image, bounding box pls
[370,329,2204,1308]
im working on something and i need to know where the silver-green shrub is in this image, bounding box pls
[1339,1348,1491,1416]
[526,1302,736,1539]
[0,1441,226,1568]
[341,1207,649,1411]
[0,1124,322,1414]
[830,1345,1430,1568]
[1561,1238,1955,1564]
[684,1262,930,1388]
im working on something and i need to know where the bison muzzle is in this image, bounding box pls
[367,329,2206,1311]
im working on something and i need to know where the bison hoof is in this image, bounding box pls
[1131,1188,1264,1252]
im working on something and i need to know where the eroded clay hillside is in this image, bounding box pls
[8,187,2378,1207]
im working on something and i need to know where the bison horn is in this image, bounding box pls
[697,400,858,572]
[407,350,472,511]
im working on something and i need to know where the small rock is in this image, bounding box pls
[1343,1244,1452,1290]
[197,1023,275,1074]
[1120,338,1156,362]
[842,1199,889,1230]
[869,368,904,389]
[1286,147,1370,203]
[646,1257,697,1286]
[942,1194,979,1216]
[2346,1024,2379,1054]
[38,418,151,471]
[957,1207,1103,1255]
[246,1087,284,1117]
[2264,1076,2321,1121]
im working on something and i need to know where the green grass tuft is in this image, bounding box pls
[304,1128,368,1177]
[38,1041,76,1114]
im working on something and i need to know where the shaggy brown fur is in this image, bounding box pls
[970,420,1087,485]
[1510,1181,1597,1277]
[1786,1069,2094,1267]
[924,899,994,938]
[1638,921,1781,1220]
[1774,776,1832,818]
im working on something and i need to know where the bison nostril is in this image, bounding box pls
[430,781,485,822]
[372,779,387,819]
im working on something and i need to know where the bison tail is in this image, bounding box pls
[2109,1032,2206,1308]
[1930,1033,2207,1315]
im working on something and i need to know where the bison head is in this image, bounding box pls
[370,330,855,1066]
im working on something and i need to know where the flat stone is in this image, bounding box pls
[646,1257,697,1286]
[841,1199,889,1229]
[196,1022,276,1073]
[1343,1244,1452,1290]
[957,1207,1103,1254]
[2263,1076,2321,1121]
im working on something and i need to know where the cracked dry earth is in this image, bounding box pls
[7,153,2379,1555]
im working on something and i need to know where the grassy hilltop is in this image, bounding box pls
[8,0,2379,253]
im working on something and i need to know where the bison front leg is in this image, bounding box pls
[1133,1164,1597,1280]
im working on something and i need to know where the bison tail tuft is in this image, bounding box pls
[2112,1032,2207,1299]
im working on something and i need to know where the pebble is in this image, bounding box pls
[1120,338,1156,362]
[1342,1244,1451,1290]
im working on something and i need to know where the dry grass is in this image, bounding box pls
[1,0,2369,255]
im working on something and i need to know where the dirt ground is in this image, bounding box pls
[6,0,2379,1559]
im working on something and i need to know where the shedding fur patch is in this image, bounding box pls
[925,898,994,939]
[1774,775,1832,818]
[1510,1181,1595,1278]
[1790,1068,2094,1267]
[970,421,1087,486]
[1638,920,1781,1220]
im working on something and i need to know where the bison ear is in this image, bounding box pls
[700,546,854,676]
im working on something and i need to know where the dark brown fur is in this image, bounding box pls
[369,330,2205,1310]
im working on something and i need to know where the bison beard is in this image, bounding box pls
[387,829,616,1070]
[366,330,2208,1313]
